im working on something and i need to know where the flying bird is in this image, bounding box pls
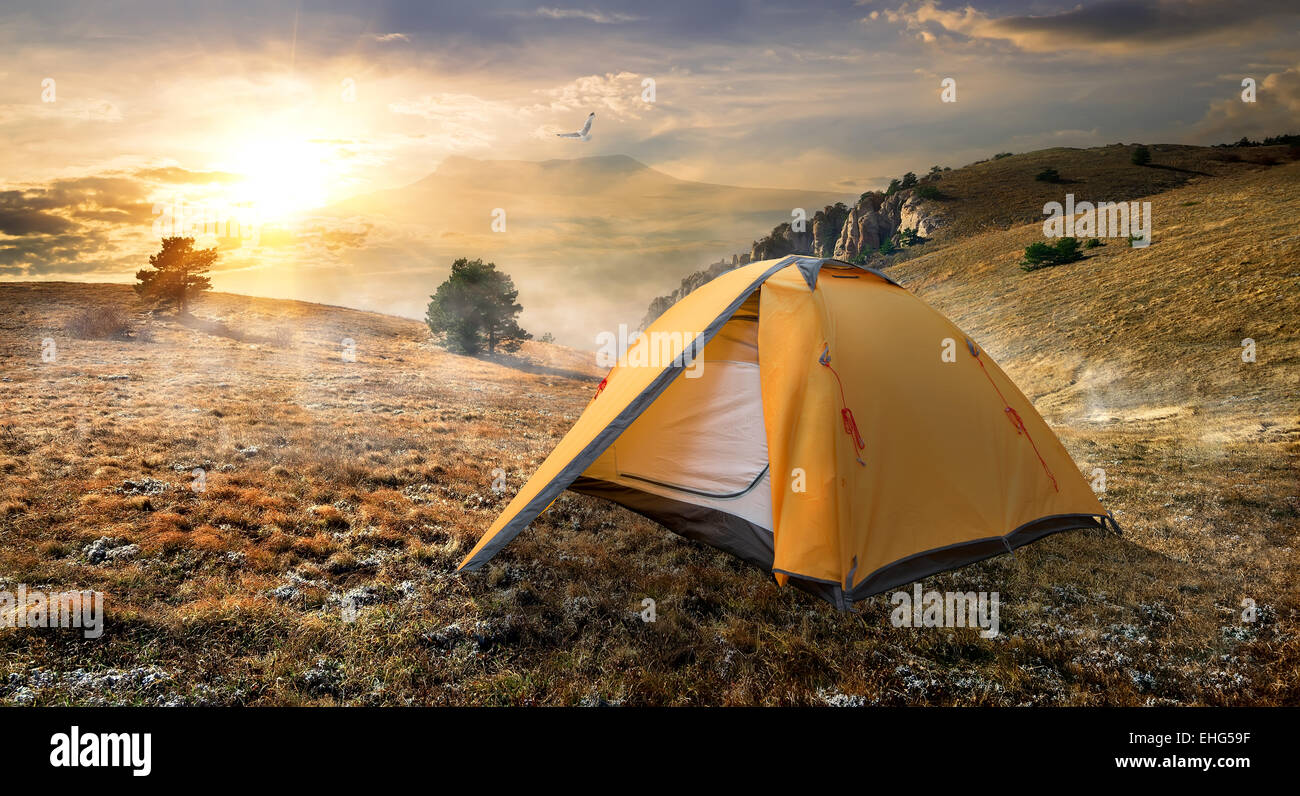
[556,112,595,142]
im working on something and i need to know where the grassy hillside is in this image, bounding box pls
[889,159,1300,705]
[912,142,1296,244]
[645,141,1296,316]
[0,162,1296,706]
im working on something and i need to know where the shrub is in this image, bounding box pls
[1021,242,1055,268]
[914,184,945,200]
[1021,237,1083,271]
[1131,146,1151,166]
[66,306,132,339]
[899,228,925,247]
[878,239,896,256]
[1054,237,1081,261]
[1084,238,1103,249]
[1035,167,1063,183]
[885,172,919,197]
[993,152,1014,160]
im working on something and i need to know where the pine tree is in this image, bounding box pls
[425,258,531,355]
[134,237,215,313]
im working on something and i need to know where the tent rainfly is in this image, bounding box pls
[458,255,1117,609]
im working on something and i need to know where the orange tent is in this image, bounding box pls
[459,255,1115,608]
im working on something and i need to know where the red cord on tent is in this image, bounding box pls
[966,340,1059,492]
[819,345,866,467]
[591,373,610,403]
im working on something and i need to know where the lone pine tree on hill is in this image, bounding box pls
[425,257,531,355]
[135,237,216,313]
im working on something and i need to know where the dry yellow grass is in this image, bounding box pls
[914,142,1295,243]
[0,157,1296,706]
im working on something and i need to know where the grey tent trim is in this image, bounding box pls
[573,493,1107,612]
[792,255,900,291]
[758,513,1107,609]
[843,513,1109,602]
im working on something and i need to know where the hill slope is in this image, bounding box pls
[0,163,1296,706]
[643,141,1298,323]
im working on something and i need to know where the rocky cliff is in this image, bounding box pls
[750,203,852,261]
[833,187,947,260]
[640,186,945,326]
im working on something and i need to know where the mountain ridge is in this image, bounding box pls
[353,153,852,204]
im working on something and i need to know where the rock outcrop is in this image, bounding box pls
[750,222,811,262]
[811,206,850,258]
[750,203,851,262]
[833,189,946,261]
[641,188,945,325]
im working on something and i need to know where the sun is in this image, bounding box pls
[224,133,341,222]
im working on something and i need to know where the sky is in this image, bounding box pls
[0,0,1296,343]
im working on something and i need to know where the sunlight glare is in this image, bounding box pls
[226,134,339,222]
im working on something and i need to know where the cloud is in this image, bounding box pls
[388,73,656,150]
[387,93,523,151]
[0,98,123,126]
[0,229,123,276]
[0,168,255,277]
[133,167,242,184]
[879,0,1300,53]
[831,176,892,191]
[534,7,644,24]
[532,71,652,119]
[1194,64,1300,141]
[0,176,154,231]
[2,0,1298,318]
[0,159,381,281]
[1002,127,1104,150]
[0,206,77,235]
